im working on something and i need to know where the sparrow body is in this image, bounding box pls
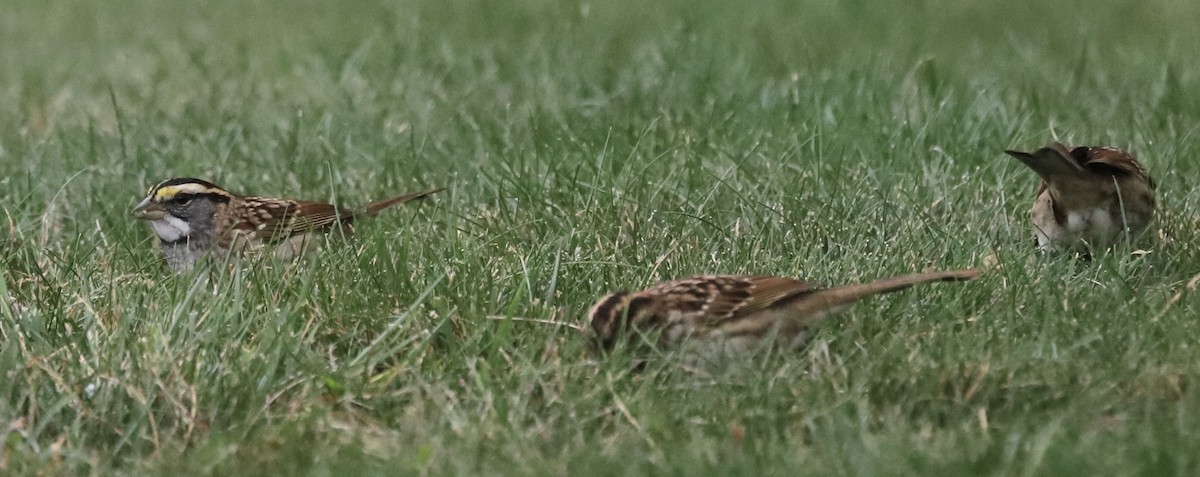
[587,269,980,362]
[1005,143,1156,252]
[132,178,442,271]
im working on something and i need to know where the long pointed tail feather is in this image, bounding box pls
[360,187,445,216]
[794,269,981,314]
[1005,143,1083,181]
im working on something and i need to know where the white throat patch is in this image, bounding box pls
[1066,208,1118,234]
[149,215,192,242]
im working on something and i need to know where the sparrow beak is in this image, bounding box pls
[131,197,166,220]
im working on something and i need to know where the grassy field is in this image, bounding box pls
[3,0,1200,474]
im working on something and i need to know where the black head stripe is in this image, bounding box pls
[155,177,223,190]
[173,191,232,204]
[589,293,629,333]
[149,178,232,204]
[589,292,636,349]
[624,296,659,328]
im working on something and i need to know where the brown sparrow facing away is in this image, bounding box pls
[587,269,980,363]
[132,177,443,271]
[1005,143,1156,252]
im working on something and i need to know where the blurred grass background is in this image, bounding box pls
[2,0,1200,475]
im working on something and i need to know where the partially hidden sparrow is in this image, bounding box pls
[1005,143,1156,252]
[132,177,443,271]
[587,269,980,363]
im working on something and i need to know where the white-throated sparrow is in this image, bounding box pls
[588,269,980,362]
[132,177,443,271]
[1005,143,1156,252]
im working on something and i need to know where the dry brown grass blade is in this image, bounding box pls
[485,315,588,333]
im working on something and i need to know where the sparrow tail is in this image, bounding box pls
[359,187,445,216]
[796,269,981,313]
[1004,143,1083,181]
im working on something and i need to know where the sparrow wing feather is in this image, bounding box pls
[1080,147,1154,186]
[647,276,817,327]
[231,198,354,244]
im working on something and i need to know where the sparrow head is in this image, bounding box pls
[133,178,233,243]
[586,291,665,350]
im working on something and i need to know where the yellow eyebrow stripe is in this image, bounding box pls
[154,183,215,200]
[154,186,181,201]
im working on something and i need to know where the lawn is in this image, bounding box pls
[3,0,1200,475]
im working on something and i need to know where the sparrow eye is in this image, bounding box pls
[172,196,193,205]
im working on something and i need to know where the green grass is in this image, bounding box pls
[3,0,1200,474]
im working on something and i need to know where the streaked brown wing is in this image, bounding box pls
[642,275,816,327]
[284,200,355,234]
[230,197,354,243]
[1082,147,1153,183]
[734,276,818,314]
[638,277,727,316]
